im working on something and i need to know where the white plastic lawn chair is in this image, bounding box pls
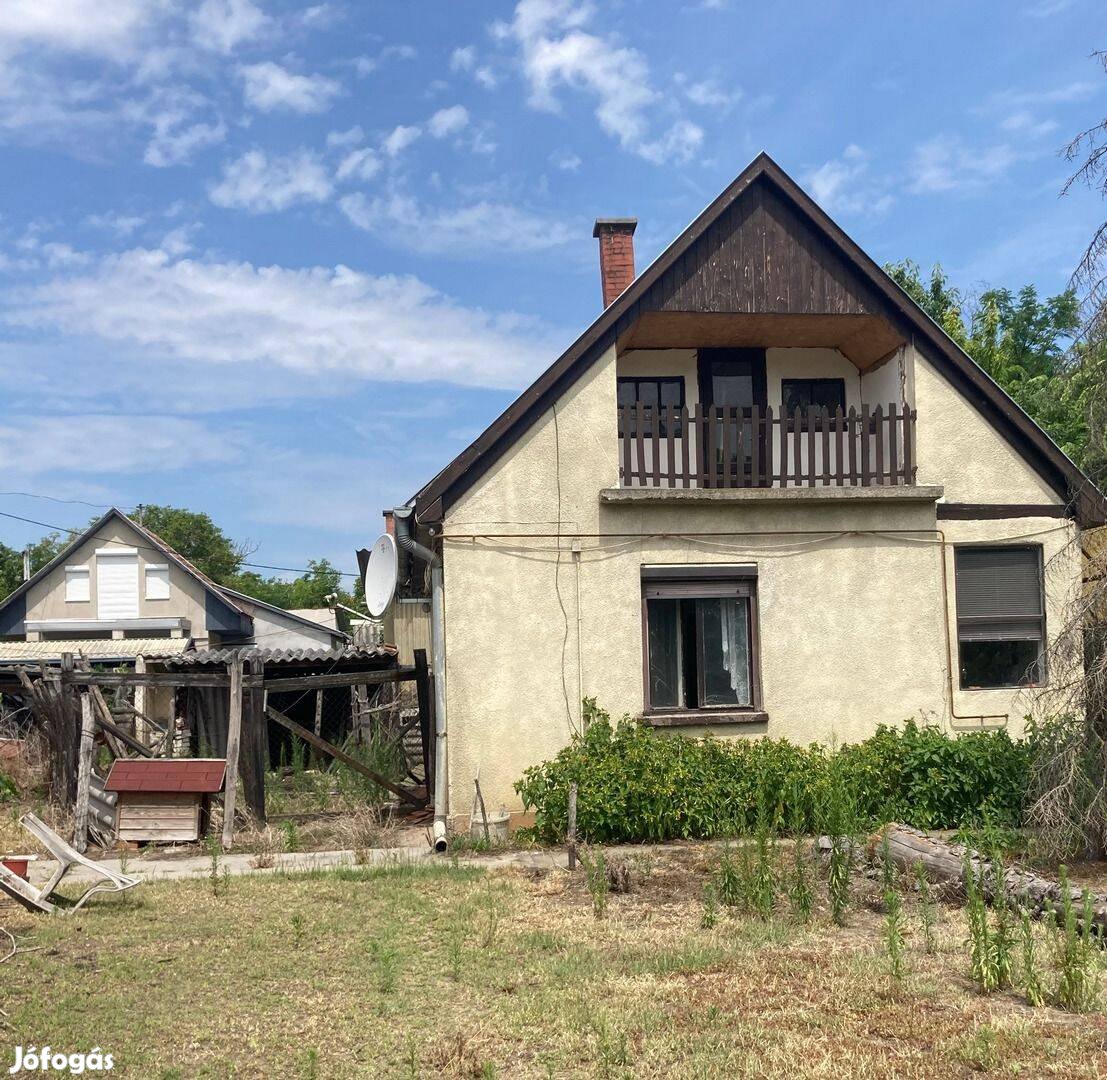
[4,812,141,914]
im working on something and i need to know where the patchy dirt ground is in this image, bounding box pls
[3,844,1107,1078]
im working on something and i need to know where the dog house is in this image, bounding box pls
[104,759,226,843]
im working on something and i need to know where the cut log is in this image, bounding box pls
[873,823,1107,934]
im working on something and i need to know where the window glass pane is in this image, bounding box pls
[646,598,682,708]
[660,379,683,408]
[782,380,812,413]
[959,640,1044,689]
[616,380,637,408]
[810,380,845,412]
[698,597,751,706]
[638,380,659,409]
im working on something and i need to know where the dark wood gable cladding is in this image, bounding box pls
[619,178,905,367]
[412,153,1107,528]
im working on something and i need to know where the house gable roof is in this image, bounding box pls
[0,508,251,629]
[216,586,349,642]
[414,152,1107,527]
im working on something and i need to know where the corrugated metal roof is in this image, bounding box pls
[162,644,396,667]
[0,637,193,663]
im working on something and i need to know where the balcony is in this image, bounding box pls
[617,403,917,489]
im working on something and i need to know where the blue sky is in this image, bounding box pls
[0,0,1103,580]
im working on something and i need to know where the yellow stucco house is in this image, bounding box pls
[400,153,1107,833]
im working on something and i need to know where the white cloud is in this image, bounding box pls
[382,124,422,157]
[474,66,499,90]
[908,136,1017,195]
[427,104,470,138]
[803,144,893,218]
[239,61,341,114]
[999,110,1058,137]
[683,77,740,110]
[637,119,703,165]
[503,0,703,163]
[550,149,581,170]
[326,125,364,149]
[450,45,498,89]
[335,146,380,182]
[0,0,155,58]
[143,106,226,168]
[209,149,333,212]
[189,0,270,55]
[3,246,562,390]
[339,192,575,256]
[0,414,234,475]
[353,44,416,76]
[450,46,477,72]
[84,212,146,237]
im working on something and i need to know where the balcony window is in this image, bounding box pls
[617,376,684,436]
[955,546,1046,689]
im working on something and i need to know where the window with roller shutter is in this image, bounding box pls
[955,545,1046,690]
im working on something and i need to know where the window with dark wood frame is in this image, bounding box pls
[641,568,763,720]
[955,545,1047,690]
[617,376,685,437]
[781,378,847,430]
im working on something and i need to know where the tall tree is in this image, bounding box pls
[1064,49,1107,343]
[132,505,249,584]
[0,533,66,602]
[886,260,1099,484]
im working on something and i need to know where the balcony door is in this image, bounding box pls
[697,349,767,486]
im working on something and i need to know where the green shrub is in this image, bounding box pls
[514,701,1030,845]
[0,770,15,803]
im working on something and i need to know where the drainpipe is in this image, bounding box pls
[393,505,449,853]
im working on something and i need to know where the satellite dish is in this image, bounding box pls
[363,533,398,617]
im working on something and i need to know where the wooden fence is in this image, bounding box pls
[618,402,917,489]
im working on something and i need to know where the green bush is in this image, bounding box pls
[0,770,16,803]
[514,700,1030,844]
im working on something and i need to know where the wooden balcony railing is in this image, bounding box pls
[617,403,917,489]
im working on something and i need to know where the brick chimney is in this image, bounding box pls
[593,218,637,308]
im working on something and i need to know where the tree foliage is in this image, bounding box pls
[0,533,66,602]
[885,260,1105,490]
[134,505,248,583]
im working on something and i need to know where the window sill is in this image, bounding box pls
[644,710,768,728]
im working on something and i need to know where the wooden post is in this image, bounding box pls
[221,656,244,849]
[58,652,79,807]
[73,692,96,853]
[134,655,148,747]
[567,783,578,871]
[240,656,267,825]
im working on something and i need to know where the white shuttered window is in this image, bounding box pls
[145,564,170,600]
[64,565,90,603]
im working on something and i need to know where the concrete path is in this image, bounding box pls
[27,840,698,889]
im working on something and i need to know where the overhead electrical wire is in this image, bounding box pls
[0,508,360,579]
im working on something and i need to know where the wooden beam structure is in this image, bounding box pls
[240,655,267,824]
[73,692,96,854]
[265,704,422,806]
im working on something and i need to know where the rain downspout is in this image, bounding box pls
[393,505,449,853]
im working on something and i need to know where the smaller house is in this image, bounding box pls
[0,508,347,664]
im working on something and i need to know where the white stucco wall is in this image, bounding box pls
[439,341,1081,822]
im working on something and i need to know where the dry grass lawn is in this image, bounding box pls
[2,847,1107,1078]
